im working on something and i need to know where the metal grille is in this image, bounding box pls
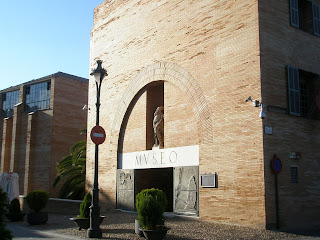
[291,167,298,184]
[300,75,309,117]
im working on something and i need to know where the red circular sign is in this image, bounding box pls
[272,157,282,174]
[90,125,106,145]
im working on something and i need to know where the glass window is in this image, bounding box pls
[287,65,320,119]
[25,81,51,112]
[1,90,20,118]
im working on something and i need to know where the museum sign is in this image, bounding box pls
[119,145,199,169]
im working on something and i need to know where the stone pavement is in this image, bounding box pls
[5,211,320,240]
[7,223,78,240]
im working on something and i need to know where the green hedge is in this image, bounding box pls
[136,188,167,230]
[26,190,49,213]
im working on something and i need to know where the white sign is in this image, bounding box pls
[119,145,199,169]
[93,133,104,138]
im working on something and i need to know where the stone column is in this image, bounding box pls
[0,117,13,173]
[24,112,36,195]
[10,102,24,172]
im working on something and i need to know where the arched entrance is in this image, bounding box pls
[112,62,212,216]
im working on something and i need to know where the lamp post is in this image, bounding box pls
[88,60,107,238]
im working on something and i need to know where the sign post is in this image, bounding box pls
[271,157,282,229]
[88,60,107,239]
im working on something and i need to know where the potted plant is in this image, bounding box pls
[70,192,105,230]
[5,198,26,221]
[136,188,168,240]
[26,190,49,225]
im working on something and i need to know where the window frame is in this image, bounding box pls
[1,90,20,118]
[24,81,51,113]
[313,2,320,35]
[290,0,300,27]
[290,0,320,36]
[287,65,320,119]
[287,65,301,116]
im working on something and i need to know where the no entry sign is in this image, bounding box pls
[272,157,282,174]
[90,125,106,145]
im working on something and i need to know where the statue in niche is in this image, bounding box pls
[153,106,164,148]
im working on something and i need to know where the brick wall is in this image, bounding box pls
[121,89,147,154]
[259,0,320,231]
[1,117,13,173]
[0,75,88,199]
[49,77,88,197]
[12,103,28,194]
[89,0,266,227]
[29,110,53,193]
[164,82,199,149]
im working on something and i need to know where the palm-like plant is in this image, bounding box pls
[53,140,86,200]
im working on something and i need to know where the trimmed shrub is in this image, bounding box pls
[136,188,167,213]
[136,188,167,230]
[79,192,92,218]
[8,198,21,214]
[137,195,164,230]
[26,190,49,213]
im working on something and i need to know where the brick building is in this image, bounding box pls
[87,0,320,231]
[0,72,88,197]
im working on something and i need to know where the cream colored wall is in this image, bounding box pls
[121,90,147,153]
[164,82,199,148]
[89,0,265,227]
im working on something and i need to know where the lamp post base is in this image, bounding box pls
[87,228,102,238]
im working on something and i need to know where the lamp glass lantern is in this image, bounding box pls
[90,60,107,85]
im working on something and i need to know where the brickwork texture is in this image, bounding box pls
[87,0,320,231]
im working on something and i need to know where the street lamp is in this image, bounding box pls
[88,60,107,238]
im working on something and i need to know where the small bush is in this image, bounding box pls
[79,192,92,218]
[136,188,167,230]
[8,198,21,214]
[26,190,49,213]
[137,195,164,230]
[136,188,167,213]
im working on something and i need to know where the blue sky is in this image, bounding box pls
[0,0,105,90]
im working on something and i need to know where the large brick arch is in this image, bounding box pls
[110,62,213,163]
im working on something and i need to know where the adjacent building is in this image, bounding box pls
[0,72,88,197]
[87,0,320,231]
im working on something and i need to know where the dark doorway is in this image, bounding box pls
[135,168,173,212]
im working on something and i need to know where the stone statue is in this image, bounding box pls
[153,106,164,148]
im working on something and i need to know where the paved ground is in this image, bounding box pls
[5,211,320,240]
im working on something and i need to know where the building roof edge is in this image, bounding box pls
[0,72,89,93]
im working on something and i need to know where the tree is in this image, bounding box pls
[53,139,86,200]
[0,187,13,239]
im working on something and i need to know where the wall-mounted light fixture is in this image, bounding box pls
[245,96,266,119]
